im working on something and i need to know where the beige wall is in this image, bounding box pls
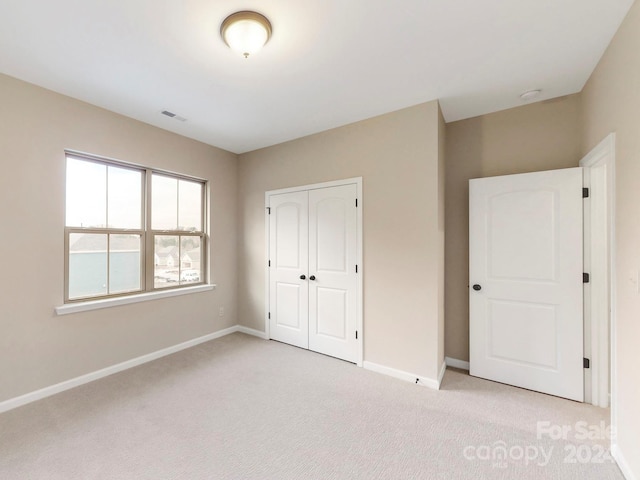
[445,95,583,361]
[238,102,445,380]
[0,73,238,402]
[582,1,640,475]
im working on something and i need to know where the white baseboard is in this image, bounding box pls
[612,444,638,480]
[0,325,244,414]
[236,325,268,340]
[363,361,441,390]
[445,356,470,371]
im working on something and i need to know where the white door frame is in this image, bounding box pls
[265,177,364,366]
[580,133,616,409]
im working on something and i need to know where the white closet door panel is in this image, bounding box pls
[308,184,358,362]
[269,191,309,349]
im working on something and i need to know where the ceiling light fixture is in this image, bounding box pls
[520,89,542,102]
[220,11,272,58]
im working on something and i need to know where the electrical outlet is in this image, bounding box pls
[219,307,224,317]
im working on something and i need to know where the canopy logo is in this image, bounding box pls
[463,441,553,469]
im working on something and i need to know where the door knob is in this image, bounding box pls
[300,275,306,280]
[309,275,316,281]
[473,284,482,291]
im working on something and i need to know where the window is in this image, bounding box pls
[65,152,206,302]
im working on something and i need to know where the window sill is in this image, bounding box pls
[55,284,216,316]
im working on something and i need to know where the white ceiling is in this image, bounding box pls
[0,0,633,154]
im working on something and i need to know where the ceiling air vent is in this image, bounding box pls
[160,110,187,122]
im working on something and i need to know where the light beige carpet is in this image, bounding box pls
[0,333,624,479]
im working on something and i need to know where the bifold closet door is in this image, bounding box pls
[268,184,358,363]
[269,191,309,349]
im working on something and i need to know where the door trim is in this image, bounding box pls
[265,177,364,366]
[580,133,616,410]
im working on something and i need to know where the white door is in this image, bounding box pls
[469,167,584,401]
[268,183,359,363]
[269,191,309,349]
[308,184,358,362]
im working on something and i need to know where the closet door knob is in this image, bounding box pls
[309,275,316,281]
[300,275,306,280]
[472,284,482,291]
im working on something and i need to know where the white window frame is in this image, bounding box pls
[63,150,208,304]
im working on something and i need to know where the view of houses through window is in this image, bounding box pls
[154,235,202,287]
[65,153,205,302]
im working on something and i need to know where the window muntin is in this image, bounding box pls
[64,153,206,303]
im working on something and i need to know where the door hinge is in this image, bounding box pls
[268,312,271,319]
[355,264,358,273]
[583,272,590,283]
[582,188,589,198]
[355,198,358,207]
[267,207,271,214]
[355,331,358,339]
[583,357,590,369]
[268,260,271,267]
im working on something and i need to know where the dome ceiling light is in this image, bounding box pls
[220,11,272,58]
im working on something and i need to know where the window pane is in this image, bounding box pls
[180,236,201,284]
[152,175,178,230]
[109,234,141,294]
[154,235,179,288]
[69,233,107,299]
[108,166,142,229]
[178,180,202,231]
[66,158,106,228]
